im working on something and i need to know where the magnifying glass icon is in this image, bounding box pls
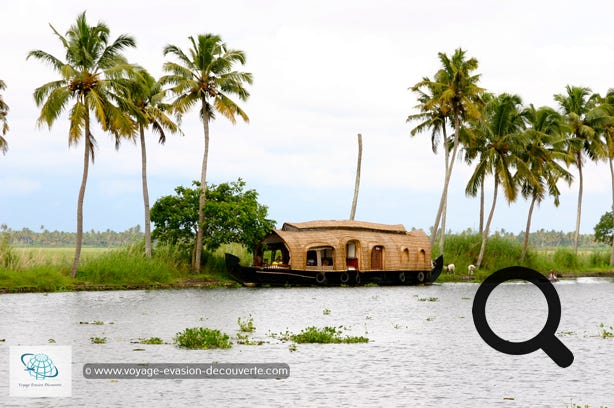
[472,266,574,368]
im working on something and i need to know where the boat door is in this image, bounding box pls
[371,246,383,270]
[346,241,359,270]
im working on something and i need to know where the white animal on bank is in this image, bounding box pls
[468,264,476,274]
[446,264,456,273]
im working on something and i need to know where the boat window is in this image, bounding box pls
[262,245,289,267]
[306,246,334,268]
[346,241,359,270]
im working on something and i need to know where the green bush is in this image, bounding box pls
[174,327,232,349]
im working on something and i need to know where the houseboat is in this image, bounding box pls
[225,220,444,286]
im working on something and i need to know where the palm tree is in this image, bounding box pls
[518,105,573,262]
[410,48,484,252]
[408,78,451,250]
[0,79,8,154]
[465,93,526,269]
[27,11,136,277]
[554,85,602,253]
[116,69,180,257]
[162,34,252,273]
[593,90,614,265]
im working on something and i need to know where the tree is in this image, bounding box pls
[554,85,602,253]
[408,77,451,248]
[465,93,526,269]
[594,211,613,247]
[409,48,484,252]
[518,105,573,262]
[162,34,252,273]
[116,68,180,257]
[27,11,136,277]
[0,79,8,154]
[593,89,614,265]
[150,179,276,254]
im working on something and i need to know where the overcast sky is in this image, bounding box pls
[1,0,612,235]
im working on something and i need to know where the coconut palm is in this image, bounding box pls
[518,105,573,262]
[27,11,136,277]
[592,90,614,265]
[0,80,8,154]
[554,85,602,253]
[116,68,180,257]
[162,34,252,273]
[465,93,526,269]
[410,48,484,252]
[408,78,451,250]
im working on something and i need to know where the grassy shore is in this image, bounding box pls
[0,235,612,293]
[0,242,245,293]
[437,234,613,282]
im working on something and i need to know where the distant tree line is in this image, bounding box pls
[2,223,604,250]
[453,228,604,250]
[0,225,143,247]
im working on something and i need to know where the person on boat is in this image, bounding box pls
[272,256,283,266]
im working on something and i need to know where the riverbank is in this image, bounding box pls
[1,239,612,293]
[2,268,613,294]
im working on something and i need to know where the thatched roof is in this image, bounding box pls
[282,220,407,234]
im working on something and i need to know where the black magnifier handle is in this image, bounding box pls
[541,336,574,368]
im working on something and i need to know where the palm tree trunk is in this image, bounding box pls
[476,178,499,269]
[437,126,450,253]
[573,152,583,254]
[609,156,614,266]
[194,102,210,274]
[431,118,459,250]
[479,181,485,235]
[439,198,447,252]
[349,133,362,220]
[139,124,152,258]
[521,194,537,263]
[70,116,91,278]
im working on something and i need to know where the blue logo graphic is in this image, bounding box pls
[21,353,59,379]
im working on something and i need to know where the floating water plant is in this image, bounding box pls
[599,323,614,339]
[236,333,265,346]
[323,308,331,315]
[418,297,439,302]
[274,326,368,344]
[136,337,165,345]
[237,315,255,332]
[90,337,107,344]
[174,327,232,349]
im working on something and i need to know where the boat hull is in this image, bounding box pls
[225,254,444,287]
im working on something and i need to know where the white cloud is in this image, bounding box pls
[1,0,613,233]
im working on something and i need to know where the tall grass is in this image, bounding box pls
[444,233,611,276]
[0,238,240,291]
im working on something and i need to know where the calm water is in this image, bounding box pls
[1,278,613,407]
